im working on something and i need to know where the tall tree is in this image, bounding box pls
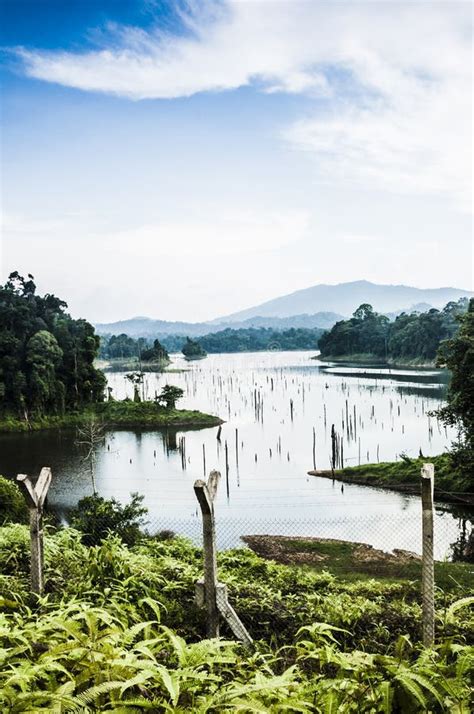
[0,272,105,418]
[436,298,474,479]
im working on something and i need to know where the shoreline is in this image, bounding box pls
[0,402,223,433]
[312,354,439,369]
[308,454,473,503]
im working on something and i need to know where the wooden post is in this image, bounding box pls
[216,583,252,646]
[421,463,435,647]
[17,468,52,596]
[194,471,220,638]
[194,470,252,645]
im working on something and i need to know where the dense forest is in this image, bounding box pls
[99,333,169,364]
[197,326,324,353]
[436,298,474,480]
[100,326,325,357]
[0,272,105,417]
[319,299,468,362]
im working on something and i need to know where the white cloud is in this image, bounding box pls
[13,0,473,208]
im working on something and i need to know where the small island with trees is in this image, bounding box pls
[181,336,207,360]
[0,273,221,432]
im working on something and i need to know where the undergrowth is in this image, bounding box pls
[0,525,473,712]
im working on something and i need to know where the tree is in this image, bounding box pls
[125,372,144,402]
[0,272,105,417]
[26,331,64,414]
[0,475,28,524]
[141,338,169,364]
[70,492,148,546]
[75,417,106,495]
[157,384,184,410]
[182,337,207,360]
[436,298,474,481]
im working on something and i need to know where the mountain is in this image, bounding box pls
[214,281,473,323]
[95,281,472,339]
[95,312,342,338]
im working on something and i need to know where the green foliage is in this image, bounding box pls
[156,384,184,409]
[436,299,474,476]
[99,333,148,359]
[0,476,28,524]
[0,528,472,711]
[141,338,169,364]
[182,336,207,359]
[197,326,325,353]
[0,271,106,418]
[319,299,468,362]
[69,493,148,546]
[94,399,222,428]
[335,453,470,493]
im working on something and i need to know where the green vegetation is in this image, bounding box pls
[311,453,471,495]
[70,493,148,546]
[182,336,207,359]
[243,535,474,590]
[196,326,325,353]
[319,299,468,363]
[436,299,474,481]
[0,400,222,432]
[143,326,326,355]
[99,334,170,371]
[1,523,473,712]
[141,337,169,364]
[0,272,106,418]
[0,475,28,524]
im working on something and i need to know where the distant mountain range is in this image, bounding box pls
[95,312,342,337]
[214,280,473,323]
[95,280,472,337]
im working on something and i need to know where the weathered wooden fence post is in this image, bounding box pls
[194,470,220,638]
[17,468,52,596]
[194,471,252,645]
[421,463,435,646]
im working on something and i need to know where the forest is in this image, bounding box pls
[0,273,218,430]
[318,299,468,362]
[0,272,105,417]
[100,326,325,357]
[99,333,169,363]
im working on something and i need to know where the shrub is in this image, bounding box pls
[0,476,28,525]
[69,492,148,546]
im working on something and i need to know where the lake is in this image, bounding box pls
[0,351,465,556]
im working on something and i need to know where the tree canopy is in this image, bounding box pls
[436,298,474,478]
[0,272,105,417]
[319,299,468,362]
[182,337,207,359]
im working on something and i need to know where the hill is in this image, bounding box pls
[215,280,473,322]
[94,311,341,337]
[95,281,473,339]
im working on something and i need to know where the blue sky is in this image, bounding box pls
[1,0,472,322]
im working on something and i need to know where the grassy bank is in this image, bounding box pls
[96,357,171,372]
[1,525,472,711]
[243,535,474,589]
[309,453,472,498]
[313,353,437,368]
[0,400,223,433]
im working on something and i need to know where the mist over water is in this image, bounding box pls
[0,351,463,556]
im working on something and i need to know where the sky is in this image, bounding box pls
[0,0,472,323]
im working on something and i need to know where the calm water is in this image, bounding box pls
[0,351,466,556]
